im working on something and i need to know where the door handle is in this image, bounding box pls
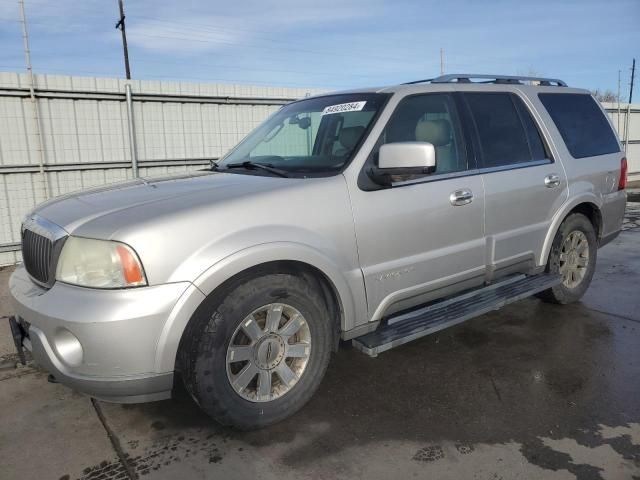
[544,174,561,188]
[450,189,473,206]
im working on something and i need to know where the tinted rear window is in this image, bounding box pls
[538,93,619,158]
[513,96,547,161]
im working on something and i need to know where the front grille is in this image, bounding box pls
[22,229,54,284]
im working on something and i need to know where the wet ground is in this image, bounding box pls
[1,203,639,480]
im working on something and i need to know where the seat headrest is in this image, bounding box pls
[415,119,451,147]
[339,126,365,150]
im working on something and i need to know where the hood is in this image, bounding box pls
[33,171,293,235]
[29,170,355,287]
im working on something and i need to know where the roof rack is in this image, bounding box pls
[404,74,568,87]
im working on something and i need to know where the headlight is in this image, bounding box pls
[56,237,147,288]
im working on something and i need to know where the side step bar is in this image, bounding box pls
[352,273,561,357]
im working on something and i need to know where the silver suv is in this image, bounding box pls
[9,74,627,429]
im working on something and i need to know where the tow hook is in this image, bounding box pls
[8,316,27,366]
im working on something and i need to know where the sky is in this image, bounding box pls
[0,0,638,94]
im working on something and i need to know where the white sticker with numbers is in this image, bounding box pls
[321,101,367,116]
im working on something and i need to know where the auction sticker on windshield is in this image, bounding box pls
[322,101,367,115]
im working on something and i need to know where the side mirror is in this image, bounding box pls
[369,142,436,186]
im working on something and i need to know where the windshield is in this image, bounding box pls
[218,93,389,176]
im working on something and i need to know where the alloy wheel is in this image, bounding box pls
[226,303,311,402]
[558,230,590,289]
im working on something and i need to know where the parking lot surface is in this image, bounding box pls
[1,203,639,480]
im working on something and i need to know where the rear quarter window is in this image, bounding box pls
[538,93,620,158]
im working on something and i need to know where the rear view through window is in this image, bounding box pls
[539,93,619,158]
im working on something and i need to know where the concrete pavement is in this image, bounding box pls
[1,205,639,480]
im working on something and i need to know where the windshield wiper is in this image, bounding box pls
[224,161,289,178]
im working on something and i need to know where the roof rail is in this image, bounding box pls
[404,74,568,87]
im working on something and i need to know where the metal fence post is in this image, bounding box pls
[19,0,49,199]
[125,83,139,177]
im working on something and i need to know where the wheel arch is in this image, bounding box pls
[541,196,603,267]
[155,243,365,373]
[201,259,345,349]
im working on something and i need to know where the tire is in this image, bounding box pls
[537,213,597,304]
[179,273,332,430]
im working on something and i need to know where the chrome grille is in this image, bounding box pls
[22,229,53,284]
[20,214,67,287]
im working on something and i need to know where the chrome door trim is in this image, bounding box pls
[477,159,552,174]
[389,158,553,188]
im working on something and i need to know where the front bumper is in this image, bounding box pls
[9,265,192,403]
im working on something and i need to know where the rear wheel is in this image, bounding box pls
[179,273,332,429]
[538,213,597,304]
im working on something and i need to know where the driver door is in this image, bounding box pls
[348,93,486,319]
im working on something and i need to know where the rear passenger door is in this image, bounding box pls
[463,92,568,278]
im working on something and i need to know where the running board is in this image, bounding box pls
[352,273,561,357]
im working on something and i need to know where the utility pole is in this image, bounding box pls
[617,70,621,133]
[115,0,131,79]
[440,48,444,75]
[115,0,138,177]
[623,58,635,153]
[18,0,49,198]
[629,58,635,104]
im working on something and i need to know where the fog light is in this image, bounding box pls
[53,328,83,367]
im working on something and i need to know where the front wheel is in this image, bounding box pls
[537,213,597,304]
[179,273,333,429]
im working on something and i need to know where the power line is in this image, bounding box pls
[125,16,428,64]
[124,31,420,65]
[13,2,433,62]
[0,45,415,81]
[1,15,434,69]
[0,12,432,66]
[1,18,428,83]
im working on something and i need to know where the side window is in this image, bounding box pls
[465,92,541,168]
[372,93,469,177]
[512,96,548,161]
[538,93,620,158]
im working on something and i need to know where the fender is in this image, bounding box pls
[539,193,602,267]
[153,241,367,373]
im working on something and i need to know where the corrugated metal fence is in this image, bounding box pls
[0,72,323,265]
[603,101,640,181]
[0,73,638,266]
